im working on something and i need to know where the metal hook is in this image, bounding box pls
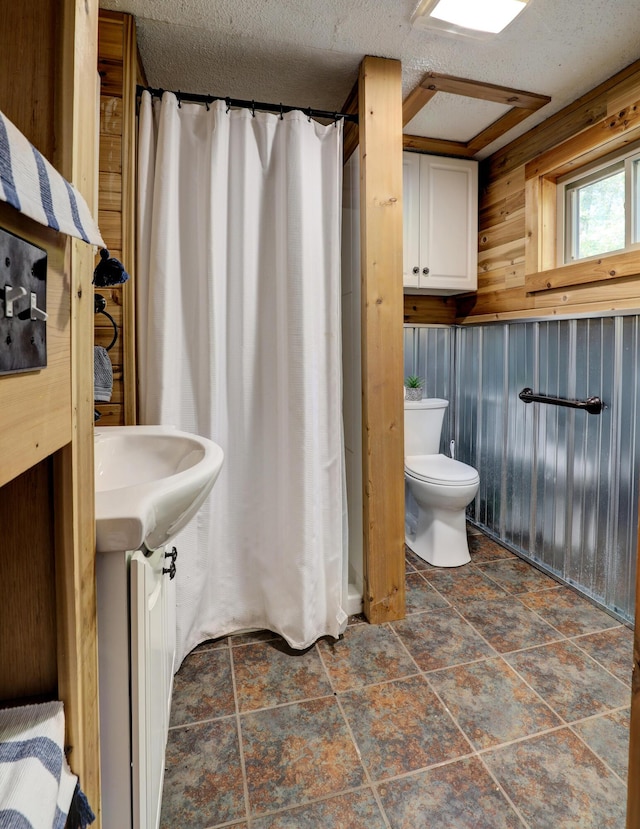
[333,112,338,127]
[279,103,284,120]
[176,90,182,108]
[251,100,256,117]
[225,97,231,114]
[307,107,312,122]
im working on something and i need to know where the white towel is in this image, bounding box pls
[0,110,104,247]
[94,346,113,402]
[0,702,77,829]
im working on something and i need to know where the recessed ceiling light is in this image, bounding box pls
[412,0,529,37]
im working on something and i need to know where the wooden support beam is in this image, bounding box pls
[359,56,405,624]
[57,0,101,815]
[419,72,550,109]
[403,134,475,157]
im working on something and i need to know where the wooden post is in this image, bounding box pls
[358,56,406,623]
[57,0,101,816]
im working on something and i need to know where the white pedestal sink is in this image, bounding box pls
[94,425,224,553]
[94,425,223,829]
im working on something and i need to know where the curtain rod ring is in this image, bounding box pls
[307,107,312,123]
[279,103,284,120]
[251,100,256,117]
[177,90,182,108]
[225,97,231,114]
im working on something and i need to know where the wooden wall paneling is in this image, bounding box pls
[0,461,58,702]
[121,13,138,425]
[97,10,140,427]
[57,0,101,814]
[0,0,58,162]
[341,78,359,163]
[359,56,405,624]
[486,58,640,179]
[403,294,457,325]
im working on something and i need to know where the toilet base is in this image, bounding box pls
[405,503,471,568]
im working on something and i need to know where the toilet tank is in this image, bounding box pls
[404,398,449,456]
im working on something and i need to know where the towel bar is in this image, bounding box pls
[94,293,118,352]
[518,387,604,415]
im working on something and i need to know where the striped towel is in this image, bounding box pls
[0,110,104,247]
[0,702,77,829]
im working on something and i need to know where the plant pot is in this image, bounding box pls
[405,387,423,401]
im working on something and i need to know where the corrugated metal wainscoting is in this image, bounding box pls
[404,317,639,624]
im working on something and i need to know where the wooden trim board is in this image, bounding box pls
[403,72,550,158]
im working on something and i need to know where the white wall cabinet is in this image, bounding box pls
[403,151,478,295]
[97,544,177,829]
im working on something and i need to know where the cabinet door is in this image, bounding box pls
[403,152,421,287]
[418,156,478,293]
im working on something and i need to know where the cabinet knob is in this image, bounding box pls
[412,266,419,275]
[422,267,430,276]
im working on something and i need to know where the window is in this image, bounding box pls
[558,147,640,264]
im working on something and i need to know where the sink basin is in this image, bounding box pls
[94,425,224,553]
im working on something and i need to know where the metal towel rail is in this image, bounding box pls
[518,387,604,415]
[94,293,118,352]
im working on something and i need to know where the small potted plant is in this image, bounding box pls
[404,375,424,401]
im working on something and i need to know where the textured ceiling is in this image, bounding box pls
[99,0,640,158]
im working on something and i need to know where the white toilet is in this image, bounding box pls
[405,398,479,567]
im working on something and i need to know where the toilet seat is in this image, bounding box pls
[405,453,479,486]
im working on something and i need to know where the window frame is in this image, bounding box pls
[556,146,640,266]
[524,116,640,296]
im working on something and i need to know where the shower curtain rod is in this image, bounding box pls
[136,85,359,123]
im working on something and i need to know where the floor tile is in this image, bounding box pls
[192,636,229,652]
[250,789,387,828]
[458,595,562,653]
[571,625,634,684]
[377,756,523,829]
[405,547,430,571]
[317,623,417,691]
[230,629,281,646]
[232,639,332,711]
[241,697,365,815]
[339,675,470,779]
[169,648,235,727]
[392,608,495,672]
[427,657,561,749]
[424,567,510,604]
[468,534,516,562]
[160,719,245,828]
[405,571,450,614]
[505,640,630,721]
[519,586,619,636]
[484,728,627,828]
[476,558,557,594]
[573,708,630,780]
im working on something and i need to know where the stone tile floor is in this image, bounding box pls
[160,530,632,828]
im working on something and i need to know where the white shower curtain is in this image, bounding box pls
[137,92,347,665]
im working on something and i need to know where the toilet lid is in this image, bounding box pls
[405,454,479,485]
